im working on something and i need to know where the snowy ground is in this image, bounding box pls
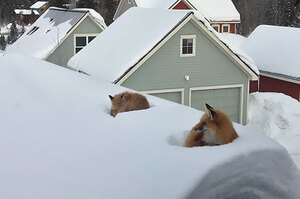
[0,53,300,198]
[248,92,300,168]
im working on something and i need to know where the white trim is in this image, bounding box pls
[180,35,196,57]
[260,72,300,85]
[142,88,185,104]
[44,13,104,60]
[189,84,244,123]
[212,24,220,32]
[222,24,230,33]
[73,33,99,55]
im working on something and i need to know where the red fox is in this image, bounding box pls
[109,91,150,117]
[184,103,239,147]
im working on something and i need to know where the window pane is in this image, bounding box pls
[76,37,86,46]
[76,47,83,53]
[182,47,188,54]
[223,26,229,32]
[187,46,193,54]
[187,39,193,46]
[88,36,96,43]
[183,39,188,46]
[213,26,219,32]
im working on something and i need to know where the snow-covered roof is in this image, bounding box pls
[8,7,105,60]
[14,9,40,15]
[68,8,257,82]
[1,52,300,198]
[30,1,48,9]
[189,0,240,22]
[134,0,240,22]
[240,25,300,80]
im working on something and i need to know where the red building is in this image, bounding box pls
[114,0,241,33]
[250,72,300,101]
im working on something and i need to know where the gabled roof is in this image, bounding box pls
[30,1,48,9]
[14,9,40,15]
[240,25,300,82]
[68,8,258,83]
[8,7,106,60]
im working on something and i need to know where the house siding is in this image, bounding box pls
[121,21,249,124]
[46,16,102,67]
[259,75,300,101]
[173,1,190,9]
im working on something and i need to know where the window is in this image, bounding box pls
[180,35,196,57]
[222,24,230,33]
[74,34,98,54]
[212,24,219,32]
[128,0,132,4]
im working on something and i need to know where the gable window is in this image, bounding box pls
[222,24,230,33]
[180,35,196,57]
[74,34,98,54]
[212,24,220,32]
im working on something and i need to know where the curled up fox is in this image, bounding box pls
[184,103,239,147]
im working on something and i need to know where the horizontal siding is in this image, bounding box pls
[122,20,249,124]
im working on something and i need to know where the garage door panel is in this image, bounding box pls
[150,92,182,104]
[191,87,241,123]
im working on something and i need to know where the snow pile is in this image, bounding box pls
[135,0,175,8]
[14,9,40,15]
[240,25,300,79]
[73,8,107,28]
[1,53,300,198]
[0,23,30,34]
[30,1,48,9]
[189,0,240,22]
[248,92,300,168]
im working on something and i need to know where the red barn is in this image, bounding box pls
[114,0,240,33]
[241,25,300,101]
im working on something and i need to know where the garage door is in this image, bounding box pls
[144,89,184,104]
[190,86,242,123]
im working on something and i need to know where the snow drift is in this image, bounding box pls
[0,53,299,199]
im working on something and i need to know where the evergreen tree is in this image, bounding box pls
[0,34,6,50]
[48,0,68,7]
[77,0,96,8]
[8,20,18,44]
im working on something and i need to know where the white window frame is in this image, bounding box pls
[142,88,185,104]
[180,35,196,57]
[222,24,230,33]
[74,33,98,54]
[212,24,220,32]
[188,84,244,123]
[128,0,132,4]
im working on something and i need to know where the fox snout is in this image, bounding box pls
[194,126,207,133]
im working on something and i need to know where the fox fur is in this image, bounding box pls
[184,103,239,147]
[109,91,150,117]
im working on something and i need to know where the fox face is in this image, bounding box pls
[184,103,238,147]
[109,92,129,117]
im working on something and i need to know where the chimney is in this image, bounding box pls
[70,0,77,9]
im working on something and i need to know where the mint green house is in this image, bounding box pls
[8,7,106,67]
[68,8,258,124]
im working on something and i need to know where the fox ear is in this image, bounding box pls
[205,103,215,120]
[109,95,114,101]
[121,92,129,101]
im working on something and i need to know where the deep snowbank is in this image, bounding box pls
[0,53,299,199]
[248,92,300,169]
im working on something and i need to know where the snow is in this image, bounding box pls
[30,1,48,9]
[73,8,107,28]
[218,33,259,75]
[1,52,300,198]
[14,9,40,15]
[0,23,30,34]
[7,8,92,59]
[68,8,258,82]
[134,0,240,22]
[240,25,300,79]
[189,0,240,22]
[68,8,192,82]
[247,92,300,169]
